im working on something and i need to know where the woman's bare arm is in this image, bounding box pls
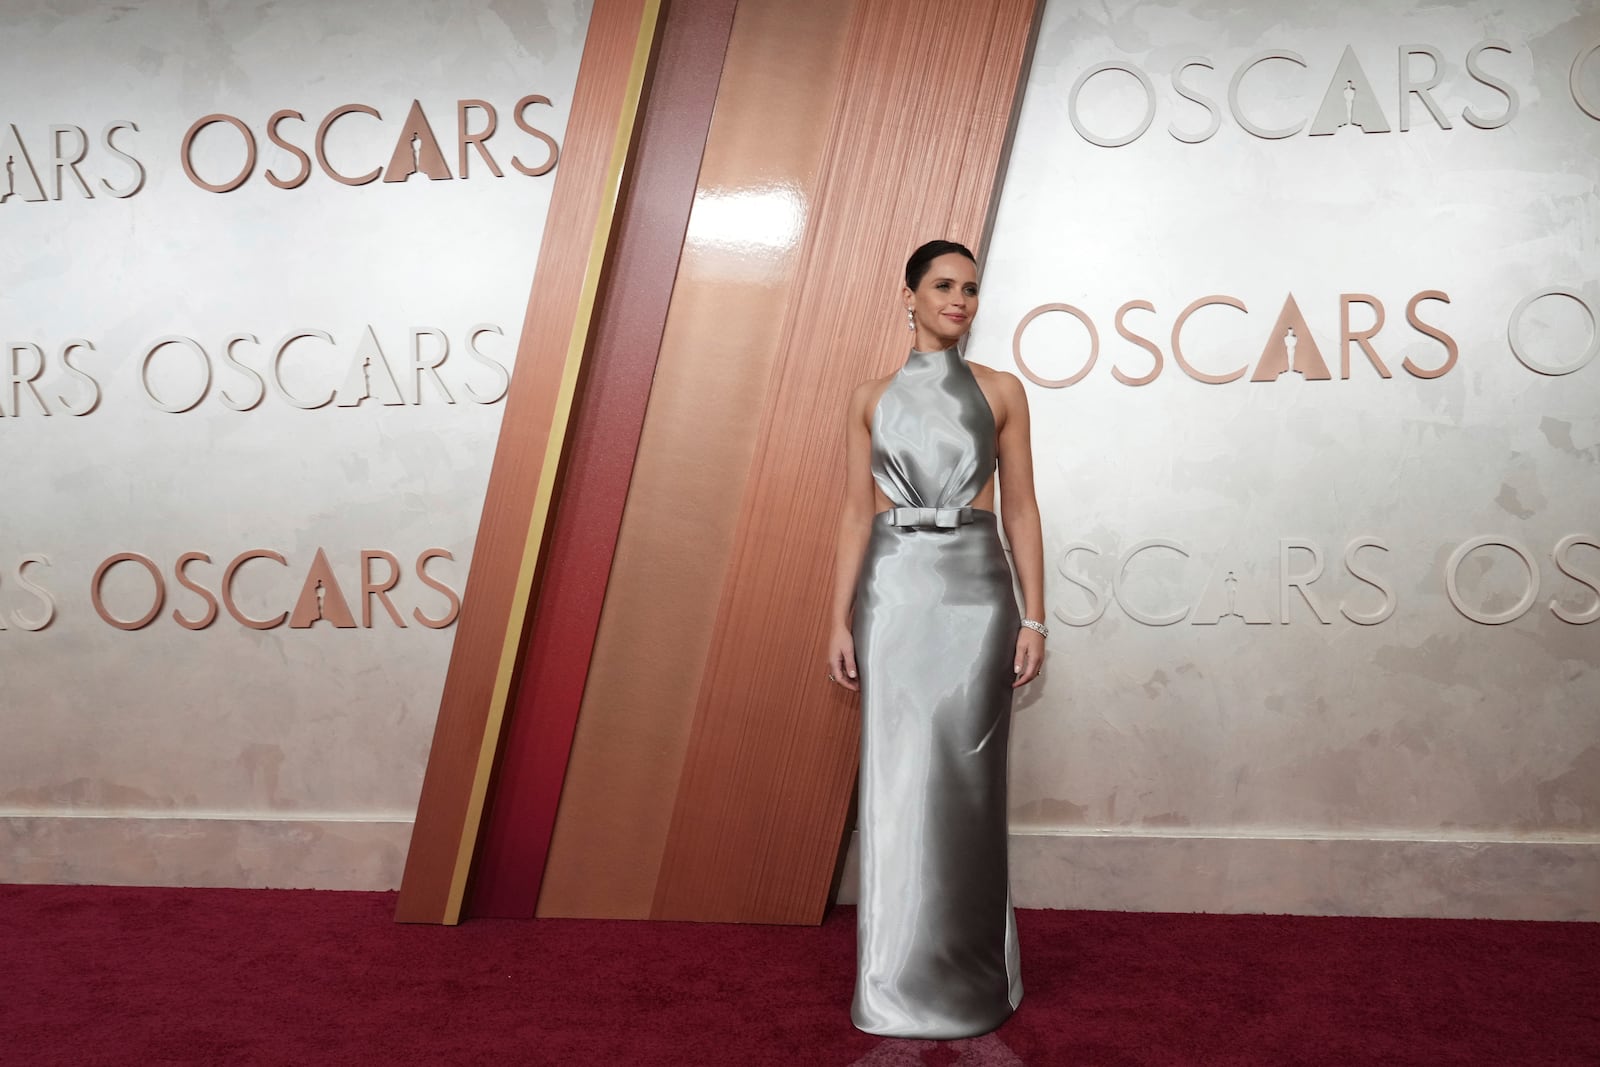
[826,380,880,691]
[995,372,1046,686]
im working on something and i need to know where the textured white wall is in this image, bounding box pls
[962,0,1600,918]
[0,0,591,888]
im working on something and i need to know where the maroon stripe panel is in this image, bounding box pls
[465,0,741,918]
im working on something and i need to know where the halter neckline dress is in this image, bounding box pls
[850,344,1023,1039]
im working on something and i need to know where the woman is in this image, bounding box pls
[827,239,1047,1038]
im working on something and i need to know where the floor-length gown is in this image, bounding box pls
[851,344,1023,1039]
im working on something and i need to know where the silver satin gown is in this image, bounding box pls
[851,344,1023,1039]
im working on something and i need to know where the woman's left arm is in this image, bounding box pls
[995,372,1046,687]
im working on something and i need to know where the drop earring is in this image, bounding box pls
[905,308,915,332]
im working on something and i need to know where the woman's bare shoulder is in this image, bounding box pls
[968,361,1026,422]
[968,361,1023,393]
[847,375,894,422]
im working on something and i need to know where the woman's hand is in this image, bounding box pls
[827,625,860,691]
[1012,627,1044,688]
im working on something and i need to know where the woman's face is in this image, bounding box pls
[904,253,979,348]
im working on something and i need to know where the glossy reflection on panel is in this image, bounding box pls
[685,182,808,269]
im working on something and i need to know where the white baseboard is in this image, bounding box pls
[1,812,411,891]
[836,828,1600,922]
[10,816,1597,919]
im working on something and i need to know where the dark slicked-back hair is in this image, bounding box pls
[904,239,977,290]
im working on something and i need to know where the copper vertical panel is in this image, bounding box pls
[395,0,661,925]
[650,0,1042,923]
[535,0,858,919]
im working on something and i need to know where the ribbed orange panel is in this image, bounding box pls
[650,0,1042,924]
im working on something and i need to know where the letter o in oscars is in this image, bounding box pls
[1013,303,1099,388]
[139,336,213,413]
[91,553,166,631]
[180,114,257,193]
[1572,40,1600,122]
[1508,288,1598,376]
[1069,62,1157,148]
[1445,537,1540,625]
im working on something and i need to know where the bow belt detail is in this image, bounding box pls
[886,506,973,529]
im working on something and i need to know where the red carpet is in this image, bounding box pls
[2,885,1596,1066]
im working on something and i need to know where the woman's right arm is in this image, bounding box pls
[826,380,877,692]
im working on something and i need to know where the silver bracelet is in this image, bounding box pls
[1020,618,1049,638]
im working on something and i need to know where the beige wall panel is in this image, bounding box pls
[959,0,1600,919]
[536,0,856,918]
[0,0,590,894]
